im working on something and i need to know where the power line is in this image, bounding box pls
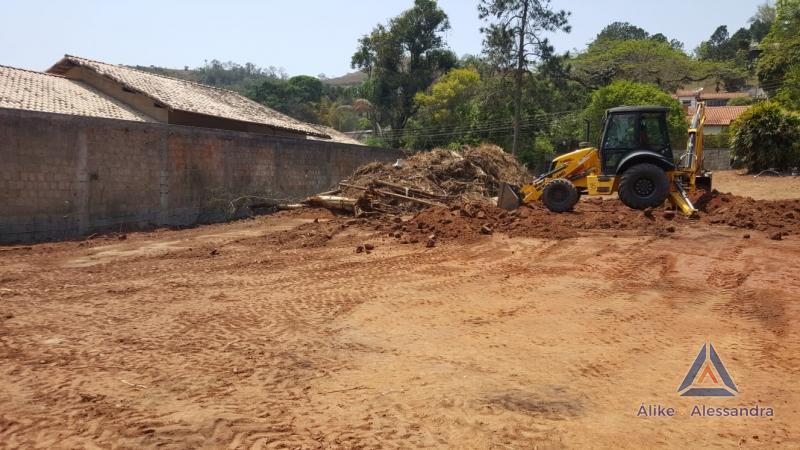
[376,109,584,137]
[376,110,583,140]
[387,113,583,141]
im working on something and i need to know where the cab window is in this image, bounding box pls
[639,113,670,153]
[602,113,637,150]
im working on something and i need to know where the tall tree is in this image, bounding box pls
[351,0,456,142]
[573,38,746,92]
[595,22,649,42]
[758,0,800,108]
[749,2,777,42]
[478,0,571,155]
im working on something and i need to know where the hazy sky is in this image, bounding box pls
[1,0,767,77]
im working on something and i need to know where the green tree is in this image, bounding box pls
[749,2,777,42]
[730,101,800,171]
[583,81,687,147]
[247,75,325,123]
[404,68,482,149]
[351,0,457,142]
[594,22,649,42]
[478,0,571,155]
[696,25,752,64]
[573,38,745,91]
[758,0,800,109]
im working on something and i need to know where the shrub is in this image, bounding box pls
[730,101,800,172]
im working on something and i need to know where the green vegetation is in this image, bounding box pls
[477,0,571,155]
[135,1,798,167]
[583,81,687,147]
[351,0,456,144]
[758,0,800,110]
[730,101,800,171]
[572,38,744,92]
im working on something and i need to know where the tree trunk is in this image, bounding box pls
[511,0,529,156]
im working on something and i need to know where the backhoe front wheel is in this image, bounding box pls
[618,163,670,210]
[542,178,579,213]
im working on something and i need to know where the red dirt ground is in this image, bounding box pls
[1,188,799,449]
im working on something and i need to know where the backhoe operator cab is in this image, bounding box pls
[600,106,675,175]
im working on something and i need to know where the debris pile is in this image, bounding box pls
[321,145,530,214]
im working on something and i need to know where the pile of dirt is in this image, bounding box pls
[375,198,683,246]
[696,190,800,239]
[340,145,530,211]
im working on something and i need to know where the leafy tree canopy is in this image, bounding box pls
[758,0,800,108]
[572,38,746,92]
[351,0,457,138]
[404,68,482,149]
[583,80,687,147]
[592,22,684,50]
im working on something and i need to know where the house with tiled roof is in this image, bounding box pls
[0,55,375,144]
[46,55,329,138]
[673,88,752,109]
[0,65,154,123]
[687,105,751,135]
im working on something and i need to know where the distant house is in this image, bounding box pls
[1,55,363,145]
[673,89,751,109]
[687,105,751,135]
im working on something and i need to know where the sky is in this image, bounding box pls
[0,0,767,77]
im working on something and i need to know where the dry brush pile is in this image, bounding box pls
[306,145,530,215]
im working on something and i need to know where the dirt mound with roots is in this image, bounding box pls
[340,145,530,212]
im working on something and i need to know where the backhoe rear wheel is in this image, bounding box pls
[618,163,670,210]
[542,178,579,213]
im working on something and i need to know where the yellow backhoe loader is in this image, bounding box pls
[498,103,711,216]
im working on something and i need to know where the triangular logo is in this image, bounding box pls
[678,342,738,397]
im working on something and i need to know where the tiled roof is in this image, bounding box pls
[0,65,154,122]
[688,105,751,126]
[48,55,329,138]
[308,125,365,146]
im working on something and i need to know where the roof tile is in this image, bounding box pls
[0,65,154,122]
[49,55,328,138]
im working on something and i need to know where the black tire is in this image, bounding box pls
[542,178,579,213]
[618,163,670,210]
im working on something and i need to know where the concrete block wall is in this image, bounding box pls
[703,148,732,171]
[0,109,403,243]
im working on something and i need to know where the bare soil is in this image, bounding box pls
[712,171,800,201]
[1,185,800,448]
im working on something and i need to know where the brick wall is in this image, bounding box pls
[0,109,403,243]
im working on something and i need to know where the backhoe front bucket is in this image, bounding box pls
[695,173,713,192]
[497,183,521,211]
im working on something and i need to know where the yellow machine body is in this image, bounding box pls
[515,104,708,216]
